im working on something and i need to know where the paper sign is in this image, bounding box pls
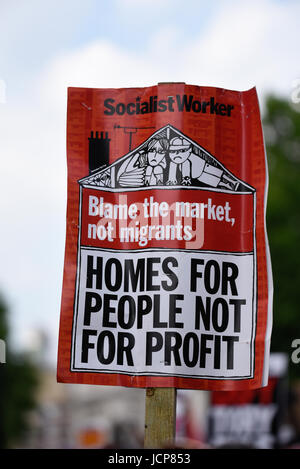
[57,84,273,390]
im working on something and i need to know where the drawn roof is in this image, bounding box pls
[79,124,255,193]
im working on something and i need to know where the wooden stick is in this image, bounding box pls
[144,387,177,449]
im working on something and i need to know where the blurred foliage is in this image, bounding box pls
[0,295,39,448]
[263,96,300,380]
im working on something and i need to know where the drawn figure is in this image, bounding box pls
[167,137,194,186]
[117,137,168,187]
[167,137,239,190]
[117,152,145,187]
[144,138,168,186]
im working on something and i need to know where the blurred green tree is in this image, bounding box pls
[0,295,39,448]
[263,96,300,379]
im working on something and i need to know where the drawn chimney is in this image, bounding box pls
[88,131,110,174]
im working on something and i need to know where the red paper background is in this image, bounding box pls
[57,84,270,390]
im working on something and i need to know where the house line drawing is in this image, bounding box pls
[79,124,255,194]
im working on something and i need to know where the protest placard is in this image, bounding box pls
[57,84,273,390]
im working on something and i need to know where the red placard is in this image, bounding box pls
[57,84,272,390]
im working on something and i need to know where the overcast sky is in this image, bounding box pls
[0,0,299,364]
